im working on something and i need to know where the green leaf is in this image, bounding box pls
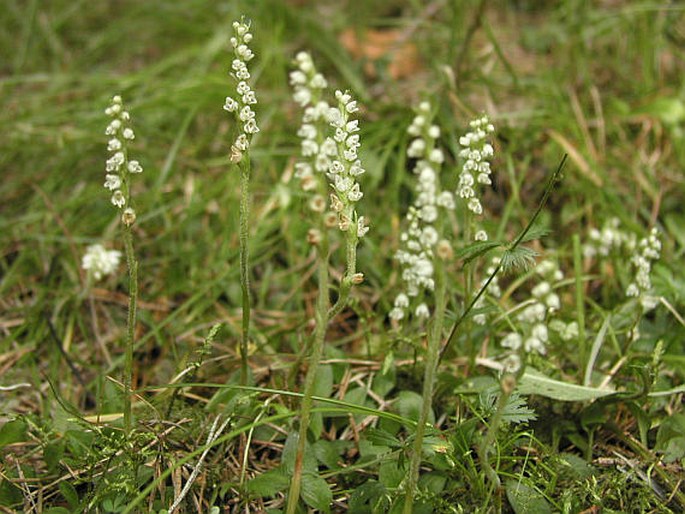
[44,440,65,473]
[501,393,538,424]
[517,225,551,244]
[505,479,553,514]
[348,481,389,513]
[518,368,616,402]
[365,427,401,449]
[311,364,334,437]
[281,432,317,474]
[246,467,290,497]
[656,413,685,463]
[501,246,538,273]
[313,439,349,470]
[396,391,432,424]
[379,460,405,488]
[0,419,27,447]
[455,240,503,265]
[301,473,332,513]
[59,481,79,510]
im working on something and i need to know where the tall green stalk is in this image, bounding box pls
[122,226,138,437]
[403,259,446,514]
[239,155,251,385]
[286,234,330,514]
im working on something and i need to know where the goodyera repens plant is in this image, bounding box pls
[104,94,143,436]
[286,51,368,514]
[223,18,258,384]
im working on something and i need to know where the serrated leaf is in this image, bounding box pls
[301,473,332,513]
[517,225,551,244]
[246,467,290,497]
[455,240,504,266]
[501,393,537,424]
[518,368,615,402]
[501,246,538,273]
[505,479,553,514]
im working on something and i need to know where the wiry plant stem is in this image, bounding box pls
[286,235,330,514]
[122,226,137,437]
[239,155,251,385]
[403,259,446,514]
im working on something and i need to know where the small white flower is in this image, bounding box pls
[127,160,143,174]
[111,190,126,208]
[104,174,121,190]
[122,128,135,140]
[415,303,430,318]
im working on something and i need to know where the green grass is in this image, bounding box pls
[1,1,685,512]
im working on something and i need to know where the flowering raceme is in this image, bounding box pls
[457,115,495,218]
[391,101,454,322]
[223,18,259,163]
[104,95,143,226]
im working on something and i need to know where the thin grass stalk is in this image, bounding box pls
[286,235,330,514]
[403,259,446,514]
[239,154,251,385]
[122,226,137,436]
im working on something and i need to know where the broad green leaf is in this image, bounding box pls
[379,460,405,488]
[505,479,553,514]
[301,473,332,513]
[396,391,433,424]
[59,481,79,510]
[636,97,685,126]
[0,419,27,448]
[656,413,685,463]
[246,467,290,497]
[281,432,317,474]
[518,368,615,402]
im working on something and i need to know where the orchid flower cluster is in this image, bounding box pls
[626,228,661,310]
[583,217,636,258]
[82,244,122,281]
[390,102,455,322]
[104,95,143,226]
[327,90,368,239]
[499,259,577,372]
[290,53,334,208]
[583,219,661,309]
[457,115,495,220]
[223,19,259,163]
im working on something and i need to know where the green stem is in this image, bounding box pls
[327,216,358,319]
[239,154,251,385]
[122,226,138,437]
[440,154,567,361]
[479,380,513,495]
[403,260,447,514]
[286,236,330,514]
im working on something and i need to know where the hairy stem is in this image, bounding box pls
[122,226,138,437]
[286,235,330,514]
[403,259,446,514]
[239,155,251,385]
